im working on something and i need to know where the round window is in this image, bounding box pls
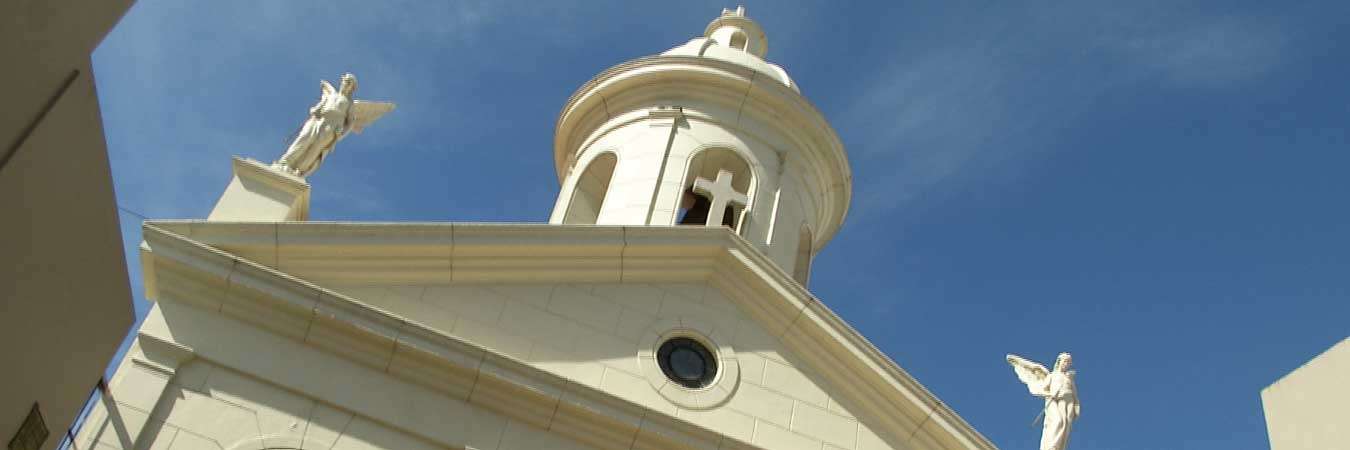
[656,337,718,388]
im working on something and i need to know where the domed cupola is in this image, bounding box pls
[660,7,797,91]
[550,7,851,285]
[706,6,767,57]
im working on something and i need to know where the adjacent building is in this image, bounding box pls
[2,2,137,449]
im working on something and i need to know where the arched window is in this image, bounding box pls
[677,148,753,232]
[563,152,617,224]
[729,32,748,51]
[792,226,813,285]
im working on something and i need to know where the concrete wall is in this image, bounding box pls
[1261,338,1350,450]
[1,2,136,449]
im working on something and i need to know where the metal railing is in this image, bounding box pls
[54,378,107,450]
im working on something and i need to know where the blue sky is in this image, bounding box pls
[93,1,1349,448]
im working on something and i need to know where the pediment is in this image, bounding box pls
[141,221,992,450]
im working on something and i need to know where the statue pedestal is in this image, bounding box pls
[207,157,310,221]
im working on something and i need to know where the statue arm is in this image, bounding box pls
[310,80,336,117]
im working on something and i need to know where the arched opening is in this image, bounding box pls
[677,148,753,232]
[729,31,748,51]
[792,226,813,285]
[563,152,617,224]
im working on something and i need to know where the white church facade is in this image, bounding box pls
[76,9,995,450]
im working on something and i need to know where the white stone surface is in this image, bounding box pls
[1007,353,1081,450]
[549,9,850,282]
[324,278,851,446]
[1262,338,1350,450]
[273,73,394,177]
[127,220,996,449]
[207,157,310,221]
[692,169,750,227]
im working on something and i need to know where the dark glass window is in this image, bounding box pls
[657,337,718,388]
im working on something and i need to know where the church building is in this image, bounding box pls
[77,9,995,450]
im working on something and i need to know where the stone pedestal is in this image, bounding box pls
[207,157,310,221]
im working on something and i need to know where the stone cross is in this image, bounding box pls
[692,170,748,227]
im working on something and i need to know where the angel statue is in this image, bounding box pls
[273,73,395,177]
[1007,352,1081,450]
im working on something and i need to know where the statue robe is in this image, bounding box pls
[1036,371,1080,450]
[278,89,351,177]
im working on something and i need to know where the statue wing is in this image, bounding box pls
[1006,354,1050,395]
[321,80,336,97]
[347,101,395,134]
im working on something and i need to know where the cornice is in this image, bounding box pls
[231,157,310,194]
[141,221,995,450]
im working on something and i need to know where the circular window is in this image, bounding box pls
[657,337,718,388]
[638,318,740,409]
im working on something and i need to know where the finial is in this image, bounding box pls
[721,5,746,17]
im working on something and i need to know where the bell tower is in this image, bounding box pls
[549,7,851,285]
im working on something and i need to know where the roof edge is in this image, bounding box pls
[143,221,994,449]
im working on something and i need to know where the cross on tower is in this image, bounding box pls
[692,170,748,228]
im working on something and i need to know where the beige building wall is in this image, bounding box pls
[1,2,136,449]
[1261,338,1350,450]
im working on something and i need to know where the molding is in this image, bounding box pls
[231,157,309,194]
[223,157,311,221]
[226,435,305,450]
[132,332,196,376]
[140,221,995,450]
[647,105,686,123]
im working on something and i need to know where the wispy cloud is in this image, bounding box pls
[835,5,1290,222]
[1112,17,1286,88]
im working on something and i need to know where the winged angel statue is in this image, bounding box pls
[1007,353,1081,450]
[273,73,395,177]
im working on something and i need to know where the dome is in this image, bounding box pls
[660,38,797,91]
